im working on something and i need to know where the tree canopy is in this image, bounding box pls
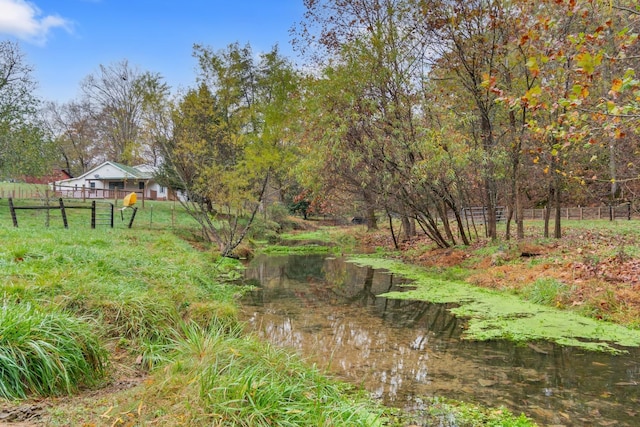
[157,43,299,256]
[7,0,640,253]
[0,40,51,178]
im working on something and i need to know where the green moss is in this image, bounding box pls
[348,256,640,353]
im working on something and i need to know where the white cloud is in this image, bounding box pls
[0,0,71,45]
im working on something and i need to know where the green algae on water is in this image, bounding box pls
[348,256,640,353]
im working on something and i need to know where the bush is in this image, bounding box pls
[0,301,108,399]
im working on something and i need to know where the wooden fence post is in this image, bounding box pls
[127,207,138,229]
[91,200,96,229]
[59,198,68,229]
[627,203,631,220]
[8,198,18,227]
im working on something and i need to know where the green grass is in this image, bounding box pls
[520,278,570,306]
[259,244,332,255]
[0,301,108,399]
[0,197,199,230]
[130,322,384,426]
[0,202,540,426]
[278,229,334,242]
[0,223,242,382]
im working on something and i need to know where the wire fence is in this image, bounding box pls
[455,204,635,225]
[522,204,633,221]
[1,185,148,208]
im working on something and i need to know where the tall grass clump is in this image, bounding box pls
[141,322,383,426]
[521,278,569,306]
[0,301,108,399]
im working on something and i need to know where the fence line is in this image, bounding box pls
[522,205,632,221]
[51,185,146,207]
[1,185,147,208]
[0,188,48,200]
[450,205,634,223]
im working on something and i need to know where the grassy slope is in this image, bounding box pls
[0,200,536,426]
[0,201,387,426]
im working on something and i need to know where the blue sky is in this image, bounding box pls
[0,0,305,103]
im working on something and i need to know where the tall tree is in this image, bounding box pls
[295,0,475,245]
[420,0,515,240]
[159,44,298,257]
[80,60,168,165]
[41,100,101,176]
[0,40,50,178]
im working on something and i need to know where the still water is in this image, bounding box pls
[240,254,640,426]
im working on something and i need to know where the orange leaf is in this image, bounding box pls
[581,86,590,98]
[611,78,623,93]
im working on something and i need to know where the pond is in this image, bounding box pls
[240,254,640,426]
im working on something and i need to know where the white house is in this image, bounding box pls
[51,161,170,201]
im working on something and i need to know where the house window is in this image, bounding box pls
[108,182,124,190]
[160,186,165,194]
[139,182,145,190]
[90,182,96,189]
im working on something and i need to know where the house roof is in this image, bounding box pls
[112,162,153,179]
[53,161,154,184]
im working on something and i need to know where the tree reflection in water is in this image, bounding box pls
[241,254,640,427]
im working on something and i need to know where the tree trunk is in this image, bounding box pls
[516,185,524,239]
[401,215,413,241]
[544,186,552,239]
[505,205,513,241]
[484,176,497,240]
[437,200,457,246]
[364,191,378,231]
[554,174,562,239]
[366,205,377,231]
[481,113,498,240]
[388,211,399,250]
[452,208,470,246]
[610,141,619,202]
